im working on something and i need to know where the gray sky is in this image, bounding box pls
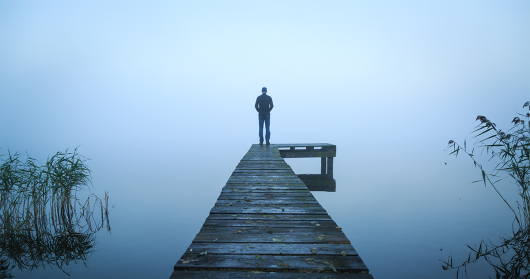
[1,1,528,157]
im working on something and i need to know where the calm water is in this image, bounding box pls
[5,139,517,279]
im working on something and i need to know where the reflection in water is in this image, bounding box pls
[277,144,337,192]
[0,149,110,278]
[298,174,336,192]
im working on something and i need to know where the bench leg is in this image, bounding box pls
[327,157,333,178]
[321,157,326,175]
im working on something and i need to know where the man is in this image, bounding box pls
[255,87,274,145]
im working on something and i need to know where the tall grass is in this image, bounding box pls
[442,102,529,278]
[0,148,110,278]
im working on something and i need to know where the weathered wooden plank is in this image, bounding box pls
[199,226,346,235]
[218,192,314,198]
[274,143,336,147]
[222,187,309,192]
[236,163,289,165]
[244,153,281,155]
[226,182,304,185]
[184,243,358,256]
[217,196,315,200]
[224,183,307,187]
[229,176,298,179]
[213,202,322,208]
[214,202,321,208]
[170,270,374,279]
[216,195,317,201]
[225,183,306,187]
[275,144,336,159]
[239,159,283,161]
[237,160,288,163]
[203,219,338,227]
[221,189,310,194]
[222,186,309,190]
[206,214,334,221]
[235,167,292,170]
[210,207,327,215]
[225,181,306,184]
[174,254,367,273]
[226,180,304,183]
[192,233,350,244]
[225,184,306,188]
[230,174,296,177]
[226,182,303,185]
[236,163,290,166]
[214,199,316,208]
[222,187,308,191]
[217,196,315,201]
[216,197,314,202]
[236,162,290,165]
[240,158,285,161]
[223,185,308,188]
[235,166,291,170]
[228,175,301,179]
[215,199,319,205]
[231,168,293,171]
[224,185,306,189]
[280,150,336,158]
[233,169,294,172]
[228,177,300,181]
[230,172,296,175]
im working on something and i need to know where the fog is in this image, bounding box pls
[1,1,529,278]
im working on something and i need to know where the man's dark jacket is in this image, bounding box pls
[255,94,274,117]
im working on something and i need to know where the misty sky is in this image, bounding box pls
[1,0,528,156]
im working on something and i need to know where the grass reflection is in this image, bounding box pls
[0,149,110,278]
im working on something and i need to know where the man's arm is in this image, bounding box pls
[255,97,259,112]
[269,97,274,111]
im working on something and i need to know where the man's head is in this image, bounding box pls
[262,87,267,94]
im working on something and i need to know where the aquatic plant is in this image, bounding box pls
[442,102,530,278]
[0,148,110,278]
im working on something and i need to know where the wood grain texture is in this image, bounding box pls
[202,220,339,227]
[184,243,358,256]
[175,254,368,272]
[170,270,374,279]
[206,214,334,221]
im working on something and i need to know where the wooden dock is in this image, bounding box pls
[170,144,373,278]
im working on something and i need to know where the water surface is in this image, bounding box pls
[3,142,518,279]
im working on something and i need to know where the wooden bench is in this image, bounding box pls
[275,143,336,177]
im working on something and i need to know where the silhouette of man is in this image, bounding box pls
[255,87,274,145]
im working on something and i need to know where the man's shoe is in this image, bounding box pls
[259,142,263,145]
[266,142,270,145]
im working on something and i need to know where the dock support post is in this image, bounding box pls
[327,157,333,177]
[321,157,326,175]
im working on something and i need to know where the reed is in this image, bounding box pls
[443,102,530,278]
[0,148,110,278]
